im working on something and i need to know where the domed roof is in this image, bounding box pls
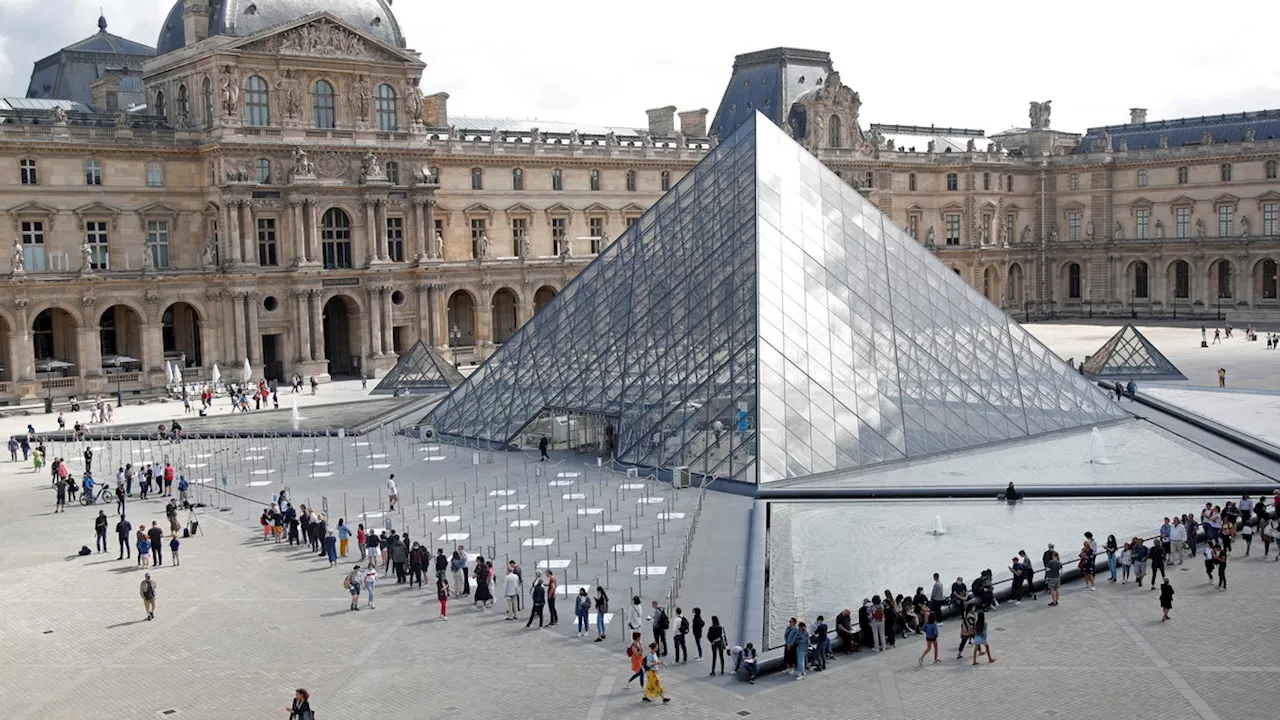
[157,0,405,56]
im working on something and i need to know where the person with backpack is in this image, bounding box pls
[525,572,547,628]
[626,632,646,686]
[139,573,157,620]
[650,600,669,656]
[575,588,592,638]
[344,565,362,611]
[672,608,689,663]
[869,595,886,652]
[594,587,610,641]
[706,615,727,676]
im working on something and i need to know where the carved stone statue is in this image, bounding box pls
[1085,221,1095,241]
[519,232,530,259]
[352,74,373,123]
[986,142,996,153]
[406,78,425,125]
[291,146,315,178]
[966,138,976,152]
[434,232,444,260]
[11,239,24,274]
[1049,224,1059,243]
[926,140,936,153]
[977,223,989,245]
[50,105,69,125]
[477,233,489,259]
[218,65,238,117]
[866,127,883,149]
[1241,215,1251,237]
[1195,218,1206,238]
[1244,127,1256,142]
[1095,131,1112,153]
[1155,219,1165,239]
[1201,131,1214,145]
[1158,134,1169,149]
[142,247,155,271]
[529,127,542,145]
[202,238,217,267]
[605,131,617,147]
[1020,226,1031,244]
[812,115,824,144]
[281,69,302,118]
[279,19,366,57]
[1029,100,1052,130]
[563,237,573,257]
[360,150,384,181]
[1118,139,1128,152]
[80,239,94,271]
[925,226,936,245]
[569,129,580,145]
[1113,221,1123,240]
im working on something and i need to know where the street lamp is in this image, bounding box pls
[449,324,462,367]
[1130,289,1137,319]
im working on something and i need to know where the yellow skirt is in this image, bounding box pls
[643,670,664,699]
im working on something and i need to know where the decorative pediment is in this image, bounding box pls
[1060,199,1086,211]
[463,202,494,217]
[979,200,998,211]
[904,203,923,212]
[544,202,574,217]
[6,201,58,231]
[505,203,536,216]
[231,13,418,65]
[73,201,123,229]
[939,202,964,213]
[620,203,647,215]
[1169,195,1197,208]
[136,202,180,218]
[1130,196,1154,210]
[583,203,611,216]
[1256,191,1280,210]
[1213,193,1239,207]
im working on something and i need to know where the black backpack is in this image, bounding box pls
[678,616,689,635]
[656,608,669,631]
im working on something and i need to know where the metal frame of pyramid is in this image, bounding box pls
[1080,324,1187,381]
[370,340,466,395]
[424,112,1127,485]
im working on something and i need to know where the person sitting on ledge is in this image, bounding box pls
[1004,482,1022,502]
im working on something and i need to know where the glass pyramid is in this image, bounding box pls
[1080,324,1187,381]
[426,113,1127,484]
[371,340,466,395]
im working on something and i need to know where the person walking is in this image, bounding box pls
[1133,539,1148,587]
[545,569,559,626]
[626,633,646,687]
[970,609,995,665]
[472,557,492,610]
[1149,541,1167,588]
[1159,578,1174,621]
[407,543,425,588]
[706,615,726,676]
[956,601,975,658]
[690,606,704,660]
[1105,534,1119,581]
[575,588,592,638]
[526,572,547,628]
[362,564,378,608]
[1170,520,1187,565]
[1203,544,1217,583]
[436,574,449,621]
[538,436,549,461]
[595,587,610,642]
[94,511,109,553]
[433,547,448,586]
[503,565,521,620]
[287,689,313,720]
[672,607,689,662]
[918,606,940,665]
[1240,514,1255,556]
[323,532,337,567]
[385,474,398,512]
[642,642,671,703]
[140,573,157,620]
[626,595,643,637]
[1215,545,1228,591]
[1120,543,1132,583]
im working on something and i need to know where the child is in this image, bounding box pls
[169,535,180,566]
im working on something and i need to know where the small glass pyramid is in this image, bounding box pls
[1080,324,1187,381]
[425,112,1127,484]
[371,340,466,395]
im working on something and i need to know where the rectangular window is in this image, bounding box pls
[146,161,164,188]
[625,216,638,228]
[1137,169,1148,187]
[626,170,637,192]
[511,218,527,256]
[1177,166,1188,184]
[84,159,102,186]
[386,217,404,262]
[1221,164,1233,182]
[1067,212,1081,242]
[86,220,109,270]
[1218,206,1234,237]
[469,218,485,258]
[1005,213,1015,244]
[589,217,604,253]
[256,218,278,266]
[551,169,563,191]
[660,171,670,191]
[470,168,483,190]
[20,220,46,272]
[944,214,961,245]
[434,219,444,243]
[19,158,37,185]
[1069,174,1079,191]
[1176,207,1190,238]
[946,173,958,191]
[589,169,600,192]
[982,172,990,191]
[1136,208,1150,239]
[908,215,919,239]
[146,220,170,268]
[511,168,524,191]
[551,217,566,255]
[982,214,992,244]
[1264,202,1279,236]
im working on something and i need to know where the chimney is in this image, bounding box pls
[646,106,676,136]
[182,0,210,46]
[678,109,708,137]
[90,73,122,112]
[1129,108,1147,125]
[423,91,449,127]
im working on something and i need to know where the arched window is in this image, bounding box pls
[155,90,166,117]
[243,75,270,127]
[1267,160,1278,180]
[375,84,397,131]
[908,173,916,191]
[312,80,336,129]
[202,77,213,128]
[1133,261,1149,298]
[1068,263,1082,299]
[177,84,189,124]
[511,168,524,191]
[1173,261,1190,299]
[255,158,271,184]
[1216,260,1234,298]
[660,170,670,191]
[1262,259,1278,300]
[470,167,483,190]
[320,208,352,269]
[828,114,842,148]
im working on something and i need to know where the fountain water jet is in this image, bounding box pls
[930,515,946,536]
[1089,427,1114,464]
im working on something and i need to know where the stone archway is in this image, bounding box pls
[162,302,203,369]
[98,304,145,369]
[491,288,519,344]
[982,265,1001,304]
[447,290,477,346]
[33,307,80,387]
[322,295,362,377]
[1006,263,1024,306]
[533,285,557,314]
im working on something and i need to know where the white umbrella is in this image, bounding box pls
[164,361,175,386]
[242,358,252,383]
[211,363,221,388]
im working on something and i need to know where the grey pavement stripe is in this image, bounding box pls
[585,672,615,720]
[878,669,906,720]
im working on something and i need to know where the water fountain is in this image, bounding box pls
[1088,427,1114,464]
[930,515,946,536]
[291,397,303,429]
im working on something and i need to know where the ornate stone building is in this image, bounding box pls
[0,1,710,405]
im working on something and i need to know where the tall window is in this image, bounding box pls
[33,310,54,361]
[1133,261,1149,298]
[1220,163,1233,182]
[386,217,404,262]
[1068,263,1081,299]
[864,171,874,189]
[908,215,919,239]
[320,208,352,269]
[983,172,990,191]
[243,75,270,127]
[551,168,563,191]
[626,170,637,192]
[1174,261,1190,299]
[660,170,670,191]
[828,115,842,147]
[1218,205,1234,237]
[1005,213,1015,245]
[589,217,604,253]
[470,167,483,190]
[1137,169,1148,187]
[428,166,439,184]
[384,161,399,185]
[469,218,485,258]
[1177,166,1189,184]
[1264,202,1278,236]
[511,218,527,256]
[84,159,102,185]
[1263,259,1278,300]
[1176,207,1190,238]
[1067,211,1081,242]
[908,173,917,191]
[86,220,109,270]
[256,218,278,266]
[375,84,397,131]
[312,80,336,129]
[146,220,170,268]
[944,214,961,245]
[551,217,566,255]
[1006,175,1014,191]
[1136,208,1150,240]
[946,173,958,191]
[19,158,37,185]
[99,310,116,357]
[589,169,600,191]
[20,220,46,272]
[202,77,213,129]
[155,90,166,117]
[981,213,992,244]
[1268,160,1278,180]
[1217,261,1234,298]
[146,161,164,188]
[177,84,189,124]
[1069,173,1080,191]
[512,168,524,191]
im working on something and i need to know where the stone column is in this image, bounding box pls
[310,291,326,361]
[290,200,305,267]
[476,282,493,346]
[375,201,388,262]
[364,200,378,267]
[226,201,243,264]
[382,286,394,354]
[416,284,431,344]
[296,290,312,361]
[367,287,383,356]
[143,322,164,374]
[434,283,449,347]
[306,199,320,263]
[230,292,246,362]
[10,300,32,381]
[246,292,261,364]
[239,201,253,264]
[76,327,98,379]
[518,282,535,325]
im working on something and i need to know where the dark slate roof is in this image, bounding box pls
[1074,109,1280,153]
[711,47,832,140]
[25,16,155,106]
[157,0,406,56]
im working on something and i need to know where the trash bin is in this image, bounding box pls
[44,397,53,414]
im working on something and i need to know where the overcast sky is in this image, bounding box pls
[3,0,1278,133]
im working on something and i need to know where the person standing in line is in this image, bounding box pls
[148,521,164,566]
[472,556,492,611]
[929,573,944,621]
[449,550,465,596]
[869,595,886,652]
[364,528,380,566]
[526,572,547,628]
[503,565,522,620]
[918,606,940,666]
[782,618,799,674]
[1120,543,1132,583]
[672,607,689,662]
[169,535,180,566]
[706,616,726,676]
[1079,541,1096,591]
[94,511,109,553]
[1148,540,1167,588]
[970,609,995,665]
[54,477,66,513]
[344,564,362,611]
[407,543,425,588]
[323,532,337,567]
[595,587,611,642]
[434,548,448,585]
[389,535,408,584]
[1159,578,1174,621]
[881,590,898,648]
[1019,550,1038,600]
[575,588,592,638]
[83,446,93,474]
[140,573,157,620]
[794,621,809,679]
[1009,556,1026,604]
[1045,551,1063,606]
[1132,539,1148,587]
[385,474,398,512]
[362,564,378,608]
[1105,534,1119,582]
[337,519,350,558]
[538,436,549,461]
[137,529,150,568]
[1159,518,1173,559]
[115,516,132,559]
[436,573,449,621]
[456,545,471,595]
[650,600,668,656]
[1215,545,1228,591]
[1170,519,1187,565]
[626,595,643,637]
[545,570,559,626]
[1239,514,1255,556]
[690,607,705,660]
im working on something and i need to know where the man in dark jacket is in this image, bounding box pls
[147,521,164,566]
[434,548,449,582]
[408,543,426,587]
[389,535,408,584]
[835,608,857,653]
[116,516,133,559]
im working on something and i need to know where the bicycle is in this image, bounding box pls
[81,484,114,506]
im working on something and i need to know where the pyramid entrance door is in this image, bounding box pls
[524,408,618,457]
